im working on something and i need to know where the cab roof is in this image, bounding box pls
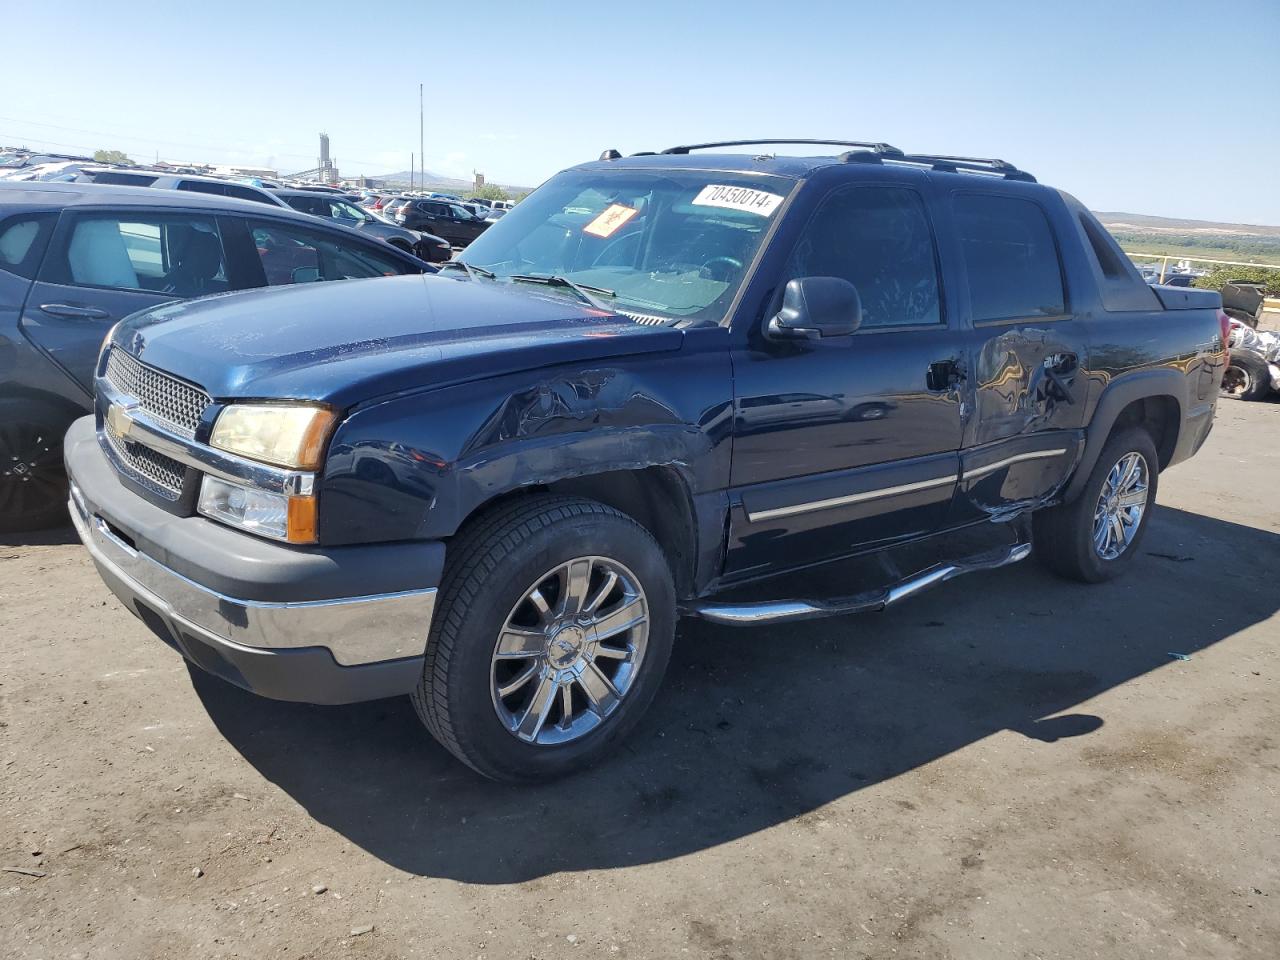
[574,139,1038,184]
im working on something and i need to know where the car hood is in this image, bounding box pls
[112,275,683,408]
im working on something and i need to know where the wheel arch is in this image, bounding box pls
[0,383,92,423]
[451,465,702,600]
[1063,371,1185,503]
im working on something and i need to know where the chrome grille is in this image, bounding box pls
[103,423,185,500]
[104,348,210,438]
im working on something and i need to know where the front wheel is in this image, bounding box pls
[1034,427,1159,583]
[411,495,676,781]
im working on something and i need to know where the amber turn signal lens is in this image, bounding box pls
[286,495,319,544]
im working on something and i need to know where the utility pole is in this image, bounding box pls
[419,83,424,194]
[410,152,415,192]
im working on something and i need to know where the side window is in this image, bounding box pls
[954,195,1065,321]
[176,180,228,197]
[0,213,57,279]
[783,185,942,328]
[223,184,274,205]
[1079,212,1129,280]
[249,220,417,285]
[48,214,228,297]
[90,172,159,187]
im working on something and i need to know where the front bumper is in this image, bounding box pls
[65,416,441,704]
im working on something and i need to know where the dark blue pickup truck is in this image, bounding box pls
[62,140,1227,780]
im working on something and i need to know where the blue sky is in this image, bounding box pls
[7,0,1279,223]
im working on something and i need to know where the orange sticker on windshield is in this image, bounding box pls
[583,204,638,238]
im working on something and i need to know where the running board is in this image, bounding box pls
[684,542,1033,626]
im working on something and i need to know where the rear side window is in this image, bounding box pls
[782,185,942,328]
[223,184,274,205]
[1079,213,1129,280]
[177,180,228,197]
[248,220,417,285]
[0,213,57,279]
[954,195,1065,321]
[90,171,158,187]
[50,214,229,297]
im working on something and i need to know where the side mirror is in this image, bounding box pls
[292,266,321,284]
[767,277,862,340]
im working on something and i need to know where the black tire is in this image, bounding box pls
[1221,352,1271,402]
[411,495,676,781]
[0,398,74,533]
[1033,427,1159,584]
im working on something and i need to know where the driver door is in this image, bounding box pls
[725,180,967,580]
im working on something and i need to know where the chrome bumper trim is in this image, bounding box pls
[68,490,436,666]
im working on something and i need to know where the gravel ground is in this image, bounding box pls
[2,398,1278,960]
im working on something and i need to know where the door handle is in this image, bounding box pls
[40,303,111,320]
[927,358,963,391]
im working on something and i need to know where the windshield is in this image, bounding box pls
[331,200,368,222]
[458,168,796,324]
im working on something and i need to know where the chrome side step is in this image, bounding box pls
[684,542,1033,626]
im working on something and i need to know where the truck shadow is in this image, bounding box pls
[192,505,1280,884]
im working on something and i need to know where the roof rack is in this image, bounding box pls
[661,139,903,156]
[607,140,1036,182]
[893,153,1036,182]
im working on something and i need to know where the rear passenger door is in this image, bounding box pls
[943,190,1091,522]
[21,210,233,394]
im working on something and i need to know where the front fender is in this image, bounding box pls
[316,334,733,545]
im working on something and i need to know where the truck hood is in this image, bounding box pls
[112,274,683,407]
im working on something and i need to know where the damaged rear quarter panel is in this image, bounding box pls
[317,326,734,544]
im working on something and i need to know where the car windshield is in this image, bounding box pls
[330,200,368,221]
[458,168,797,324]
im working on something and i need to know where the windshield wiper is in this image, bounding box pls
[508,273,615,312]
[439,260,495,280]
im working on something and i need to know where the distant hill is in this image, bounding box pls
[1097,212,1280,266]
[1096,212,1280,239]
[367,170,532,194]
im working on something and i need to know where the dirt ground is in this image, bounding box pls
[2,397,1278,960]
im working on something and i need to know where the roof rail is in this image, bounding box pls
[609,140,1036,182]
[661,139,903,156]
[893,154,1037,182]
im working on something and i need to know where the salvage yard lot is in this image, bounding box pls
[2,400,1278,960]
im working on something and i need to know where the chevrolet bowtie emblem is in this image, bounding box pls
[106,403,135,440]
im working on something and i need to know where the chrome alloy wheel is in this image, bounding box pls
[1092,451,1150,560]
[490,556,649,746]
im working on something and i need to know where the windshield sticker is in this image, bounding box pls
[691,185,784,217]
[583,204,640,238]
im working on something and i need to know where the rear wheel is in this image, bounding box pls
[1221,352,1271,401]
[0,398,73,533]
[1034,427,1158,583]
[411,495,676,781]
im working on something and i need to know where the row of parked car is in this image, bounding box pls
[0,172,446,531]
[358,191,508,248]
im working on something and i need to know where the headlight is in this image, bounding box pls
[198,475,318,544]
[210,403,336,470]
